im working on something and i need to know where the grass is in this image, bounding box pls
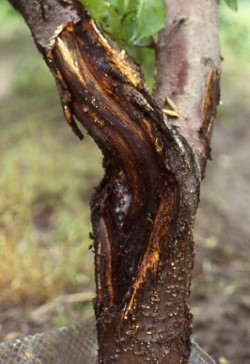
[0,30,102,304]
[219,0,250,121]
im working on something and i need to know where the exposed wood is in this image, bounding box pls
[8,0,220,363]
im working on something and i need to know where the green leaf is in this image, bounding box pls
[121,11,138,44]
[133,0,166,43]
[106,0,137,16]
[79,0,167,91]
[100,7,123,44]
[224,0,238,11]
[80,0,109,19]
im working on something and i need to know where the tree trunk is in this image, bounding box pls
[8,0,220,363]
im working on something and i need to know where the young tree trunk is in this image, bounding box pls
[8,0,220,363]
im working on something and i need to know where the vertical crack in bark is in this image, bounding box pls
[124,186,174,318]
[46,17,200,362]
[7,0,220,362]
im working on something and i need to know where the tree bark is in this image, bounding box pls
[155,0,221,175]
[8,0,220,363]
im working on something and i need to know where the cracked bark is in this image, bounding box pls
[8,0,220,363]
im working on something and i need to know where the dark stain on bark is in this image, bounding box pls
[7,0,220,362]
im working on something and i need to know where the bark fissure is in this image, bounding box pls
[8,0,220,363]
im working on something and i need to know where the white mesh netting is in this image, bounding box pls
[0,319,215,364]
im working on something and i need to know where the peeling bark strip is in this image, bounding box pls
[50,19,199,363]
[9,0,220,363]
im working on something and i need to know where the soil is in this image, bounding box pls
[191,119,250,364]
[0,22,249,364]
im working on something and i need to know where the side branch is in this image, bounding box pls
[154,0,221,175]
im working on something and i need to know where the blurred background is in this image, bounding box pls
[0,1,249,363]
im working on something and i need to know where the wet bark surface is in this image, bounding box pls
[48,18,199,363]
[7,0,220,363]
